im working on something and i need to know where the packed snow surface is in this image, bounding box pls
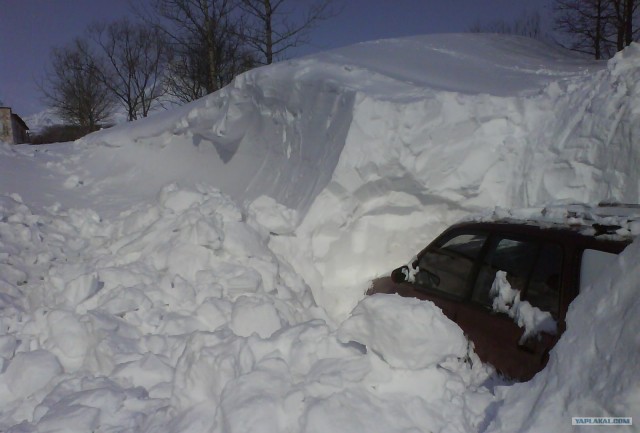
[1,34,639,432]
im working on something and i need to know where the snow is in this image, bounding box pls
[1,33,640,432]
[489,271,557,343]
[337,294,470,369]
[486,240,640,433]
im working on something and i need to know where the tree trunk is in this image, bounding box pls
[596,0,603,59]
[624,0,634,46]
[202,0,218,93]
[264,0,273,64]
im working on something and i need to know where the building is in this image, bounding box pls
[0,107,30,144]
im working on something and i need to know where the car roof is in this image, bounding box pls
[450,203,639,249]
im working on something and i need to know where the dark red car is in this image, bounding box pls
[368,213,633,380]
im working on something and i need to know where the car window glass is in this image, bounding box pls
[471,237,538,306]
[416,232,487,298]
[525,243,562,317]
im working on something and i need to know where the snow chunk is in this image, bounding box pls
[247,195,298,235]
[112,353,174,393]
[337,294,469,369]
[63,175,83,189]
[230,295,283,338]
[0,350,62,401]
[159,183,204,212]
[36,405,100,433]
[45,310,92,370]
[490,271,557,342]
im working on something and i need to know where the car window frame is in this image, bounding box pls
[466,230,565,319]
[414,228,490,301]
[412,224,571,318]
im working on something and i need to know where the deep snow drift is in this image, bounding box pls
[1,34,639,432]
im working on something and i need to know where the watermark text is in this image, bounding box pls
[572,417,632,426]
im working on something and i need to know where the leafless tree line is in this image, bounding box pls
[554,0,640,59]
[470,1,639,60]
[469,10,546,41]
[39,0,337,132]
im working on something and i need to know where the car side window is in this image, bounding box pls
[471,236,563,317]
[416,232,488,298]
[471,237,538,306]
[525,243,562,317]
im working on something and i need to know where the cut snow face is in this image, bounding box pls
[1,34,640,432]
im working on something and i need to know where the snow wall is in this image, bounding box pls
[81,34,640,318]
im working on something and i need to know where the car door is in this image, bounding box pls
[391,230,489,322]
[455,235,563,380]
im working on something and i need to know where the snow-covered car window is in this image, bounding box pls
[471,237,539,306]
[416,231,488,298]
[439,233,488,257]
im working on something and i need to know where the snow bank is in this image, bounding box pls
[284,38,640,319]
[3,34,640,432]
[487,240,640,433]
[15,36,640,318]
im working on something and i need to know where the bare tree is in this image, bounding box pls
[469,10,546,41]
[164,39,209,103]
[145,0,256,101]
[90,19,168,121]
[238,0,337,64]
[39,39,115,132]
[610,0,640,49]
[553,0,640,59]
[554,0,615,59]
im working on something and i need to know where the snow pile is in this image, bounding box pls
[487,241,640,433]
[338,294,469,369]
[0,186,497,432]
[2,34,640,432]
[275,37,640,318]
[15,36,640,318]
[490,271,557,342]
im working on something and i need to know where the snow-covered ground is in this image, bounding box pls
[1,34,639,432]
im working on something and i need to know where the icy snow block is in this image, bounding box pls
[337,294,468,369]
[1,350,62,400]
[230,295,283,338]
[247,195,298,235]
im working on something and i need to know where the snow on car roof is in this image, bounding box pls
[462,202,640,240]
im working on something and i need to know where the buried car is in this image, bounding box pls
[368,204,638,381]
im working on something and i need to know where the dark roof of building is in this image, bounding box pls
[11,113,29,130]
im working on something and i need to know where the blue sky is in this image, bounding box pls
[0,0,553,117]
